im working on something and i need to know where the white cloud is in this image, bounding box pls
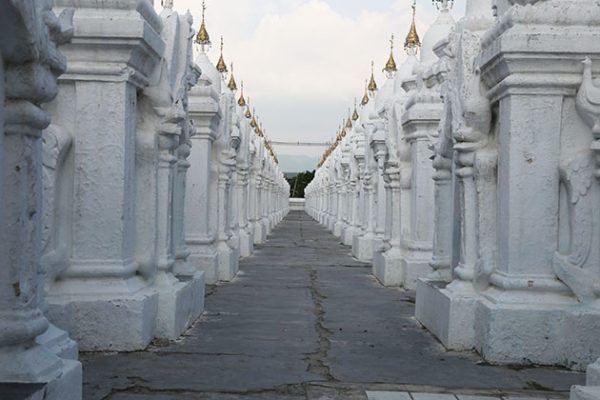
[161,0,465,157]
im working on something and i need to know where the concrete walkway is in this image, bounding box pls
[82,211,584,400]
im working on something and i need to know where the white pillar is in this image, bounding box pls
[0,1,81,396]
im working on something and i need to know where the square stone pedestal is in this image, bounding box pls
[475,290,600,370]
[155,272,205,339]
[40,359,82,400]
[571,360,600,400]
[48,279,159,351]
[353,234,374,262]
[333,221,343,237]
[399,250,434,290]
[373,249,403,287]
[0,357,82,400]
[218,243,239,282]
[36,324,78,360]
[239,230,253,257]
[415,279,477,350]
[572,386,600,400]
[341,226,354,246]
[188,249,218,284]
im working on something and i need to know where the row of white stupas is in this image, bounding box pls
[0,0,288,397]
[306,0,600,398]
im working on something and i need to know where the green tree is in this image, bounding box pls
[286,170,315,198]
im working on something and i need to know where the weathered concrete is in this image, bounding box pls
[82,212,584,400]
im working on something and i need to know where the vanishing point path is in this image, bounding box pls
[83,212,584,400]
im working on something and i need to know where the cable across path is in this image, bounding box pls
[82,211,583,400]
[268,140,330,147]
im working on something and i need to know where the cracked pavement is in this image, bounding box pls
[82,211,585,400]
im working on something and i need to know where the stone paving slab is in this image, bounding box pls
[366,393,558,400]
[81,212,584,400]
[367,391,413,400]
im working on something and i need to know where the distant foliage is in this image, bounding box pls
[286,170,315,198]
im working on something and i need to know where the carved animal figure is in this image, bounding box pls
[576,57,600,137]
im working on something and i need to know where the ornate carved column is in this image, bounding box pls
[46,0,164,351]
[473,0,600,369]
[186,69,222,284]
[0,0,81,396]
[415,0,495,352]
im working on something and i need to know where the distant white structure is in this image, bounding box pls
[289,198,306,211]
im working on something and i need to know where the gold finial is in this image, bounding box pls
[384,34,397,77]
[368,61,378,92]
[352,98,359,121]
[251,110,257,128]
[405,0,421,56]
[245,96,252,118]
[346,110,353,129]
[195,0,211,47]
[216,36,228,74]
[238,81,246,106]
[161,0,174,9]
[228,63,237,91]
[361,80,370,106]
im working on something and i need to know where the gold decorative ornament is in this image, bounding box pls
[238,82,247,106]
[361,80,370,106]
[384,34,397,78]
[195,0,211,46]
[405,0,421,56]
[368,61,378,92]
[216,36,228,74]
[227,63,237,91]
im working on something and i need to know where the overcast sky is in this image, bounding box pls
[160,0,465,159]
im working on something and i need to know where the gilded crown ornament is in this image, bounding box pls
[405,0,421,56]
[352,98,360,121]
[216,36,228,75]
[384,34,397,78]
[228,63,237,92]
[195,0,211,48]
[361,80,370,106]
[368,61,378,93]
[245,97,252,118]
[238,81,247,106]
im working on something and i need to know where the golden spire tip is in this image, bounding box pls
[195,0,211,46]
[216,36,228,74]
[405,0,421,56]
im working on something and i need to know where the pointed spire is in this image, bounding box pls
[216,36,228,74]
[195,0,211,48]
[384,34,397,78]
[352,98,360,121]
[368,61,378,93]
[405,0,421,56]
[361,80,370,106]
[251,108,257,128]
[245,96,252,118]
[228,63,237,91]
[346,109,353,129]
[237,80,247,106]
